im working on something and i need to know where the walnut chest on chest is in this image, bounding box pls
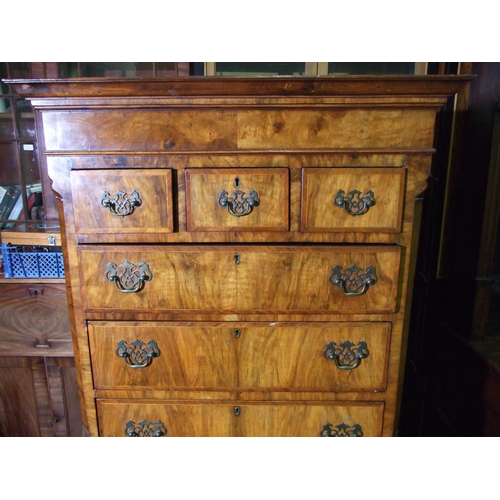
[11,76,470,437]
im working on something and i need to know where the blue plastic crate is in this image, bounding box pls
[1,243,65,278]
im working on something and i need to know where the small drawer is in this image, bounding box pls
[89,321,390,392]
[79,244,400,314]
[302,167,406,232]
[71,169,174,235]
[186,168,289,231]
[97,400,384,437]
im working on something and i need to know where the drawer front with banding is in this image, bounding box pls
[186,168,289,232]
[89,321,391,392]
[71,169,174,235]
[302,167,406,233]
[97,400,384,437]
[79,245,401,314]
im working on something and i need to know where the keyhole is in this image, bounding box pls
[235,329,241,338]
[234,177,240,188]
[234,253,240,265]
[234,406,241,416]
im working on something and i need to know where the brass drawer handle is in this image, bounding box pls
[125,419,167,437]
[323,340,369,370]
[320,422,364,437]
[217,189,260,217]
[329,264,378,296]
[105,261,153,293]
[116,339,161,368]
[101,190,142,217]
[334,189,376,216]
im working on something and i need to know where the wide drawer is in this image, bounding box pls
[79,245,400,314]
[186,168,289,231]
[302,167,406,232]
[41,108,436,151]
[71,169,174,234]
[97,400,384,437]
[89,321,391,391]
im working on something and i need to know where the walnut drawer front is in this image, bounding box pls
[186,168,289,231]
[302,167,406,233]
[89,321,390,391]
[79,245,400,314]
[97,400,384,437]
[40,108,437,152]
[97,400,237,437]
[70,169,174,235]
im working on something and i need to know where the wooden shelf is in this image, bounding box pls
[1,222,62,246]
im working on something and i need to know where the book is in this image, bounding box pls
[26,180,42,195]
[26,192,37,211]
[0,184,22,230]
[8,194,24,221]
[0,185,7,206]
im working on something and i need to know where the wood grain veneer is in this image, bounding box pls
[9,76,472,437]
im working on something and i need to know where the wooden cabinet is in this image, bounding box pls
[0,355,80,437]
[10,76,471,437]
[0,225,82,436]
[0,279,81,436]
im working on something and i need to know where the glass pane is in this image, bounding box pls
[135,62,154,76]
[58,62,79,78]
[0,62,8,82]
[15,99,35,139]
[7,62,31,79]
[156,62,178,76]
[81,62,151,77]
[0,64,14,140]
[0,182,23,228]
[20,142,40,186]
[0,97,14,140]
[327,62,416,75]
[0,142,21,185]
[215,62,306,76]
